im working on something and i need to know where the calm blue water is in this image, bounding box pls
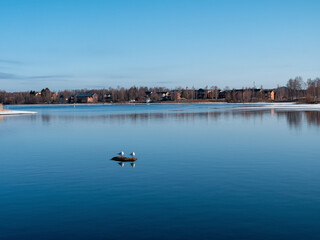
[1,104,320,240]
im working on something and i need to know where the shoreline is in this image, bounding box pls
[3,102,320,109]
[1,101,298,107]
[1,98,319,106]
[2,102,317,108]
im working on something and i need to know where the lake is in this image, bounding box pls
[1,103,320,240]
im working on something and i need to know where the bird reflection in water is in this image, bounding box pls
[116,161,135,168]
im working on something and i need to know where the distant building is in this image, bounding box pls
[261,89,275,101]
[0,103,3,111]
[68,96,76,103]
[170,90,181,101]
[76,93,98,103]
[59,95,71,104]
[59,95,64,104]
[196,88,211,99]
[145,91,152,97]
[218,88,275,101]
[157,91,170,101]
[218,90,227,99]
[104,94,112,102]
[274,87,288,101]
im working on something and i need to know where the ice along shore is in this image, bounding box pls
[0,110,37,115]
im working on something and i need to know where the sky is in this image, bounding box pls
[0,0,320,92]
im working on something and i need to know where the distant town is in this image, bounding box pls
[0,77,320,105]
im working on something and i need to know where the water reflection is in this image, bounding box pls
[305,111,320,126]
[1,106,320,240]
[115,162,136,168]
[2,109,320,129]
[115,161,136,168]
[277,112,303,129]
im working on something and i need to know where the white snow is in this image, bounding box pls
[233,103,320,111]
[0,110,37,115]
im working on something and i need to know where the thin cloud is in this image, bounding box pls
[85,85,107,89]
[106,74,131,79]
[155,80,173,84]
[0,59,23,65]
[0,72,18,79]
[0,72,72,81]
[28,75,72,79]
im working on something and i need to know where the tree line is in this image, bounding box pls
[1,77,320,104]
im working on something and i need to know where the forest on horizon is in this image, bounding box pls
[1,77,320,105]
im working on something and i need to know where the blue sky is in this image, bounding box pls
[0,0,320,91]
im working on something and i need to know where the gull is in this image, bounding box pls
[130,152,135,157]
[118,151,124,156]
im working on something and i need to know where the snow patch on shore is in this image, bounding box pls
[0,110,37,115]
[234,103,320,111]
